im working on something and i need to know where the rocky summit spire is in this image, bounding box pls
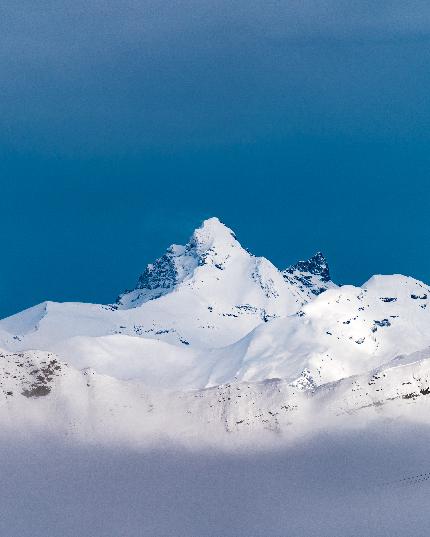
[285,252,331,283]
[283,252,334,298]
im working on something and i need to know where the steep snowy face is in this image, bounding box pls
[283,252,336,301]
[128,244,198,303]
[117,218,239,307]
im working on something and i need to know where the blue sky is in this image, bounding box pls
[1,1,430,317]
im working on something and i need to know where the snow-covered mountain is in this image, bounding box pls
[0,217,336,383]
[1,216,430,445]
[206,273,430,389]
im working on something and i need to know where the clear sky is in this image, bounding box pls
[1,1,430,318]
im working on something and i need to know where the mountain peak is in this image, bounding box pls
[198,216,231,233]
[116,217,244,308]
[282,252,334,299]
[189,217,237,253]
[117,219,336,310]
[285,252,331,283]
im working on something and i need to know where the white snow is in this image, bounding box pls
[1,216,430,449]
[0,217,336,379]
[2,217,430,536]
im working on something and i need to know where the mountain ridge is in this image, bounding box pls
[116,217,332,309]
[1,216,430,444]
[0,217,334,356]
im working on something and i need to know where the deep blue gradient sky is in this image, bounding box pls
[1,1,430,318]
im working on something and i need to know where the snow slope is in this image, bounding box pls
[206,273,430,388]
[2,344,430,447]
[9,271,428,392]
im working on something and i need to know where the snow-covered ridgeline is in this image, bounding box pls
[1,215,430,431]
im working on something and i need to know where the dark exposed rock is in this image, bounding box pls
[22,385,51,398]
[285,252,331,283]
